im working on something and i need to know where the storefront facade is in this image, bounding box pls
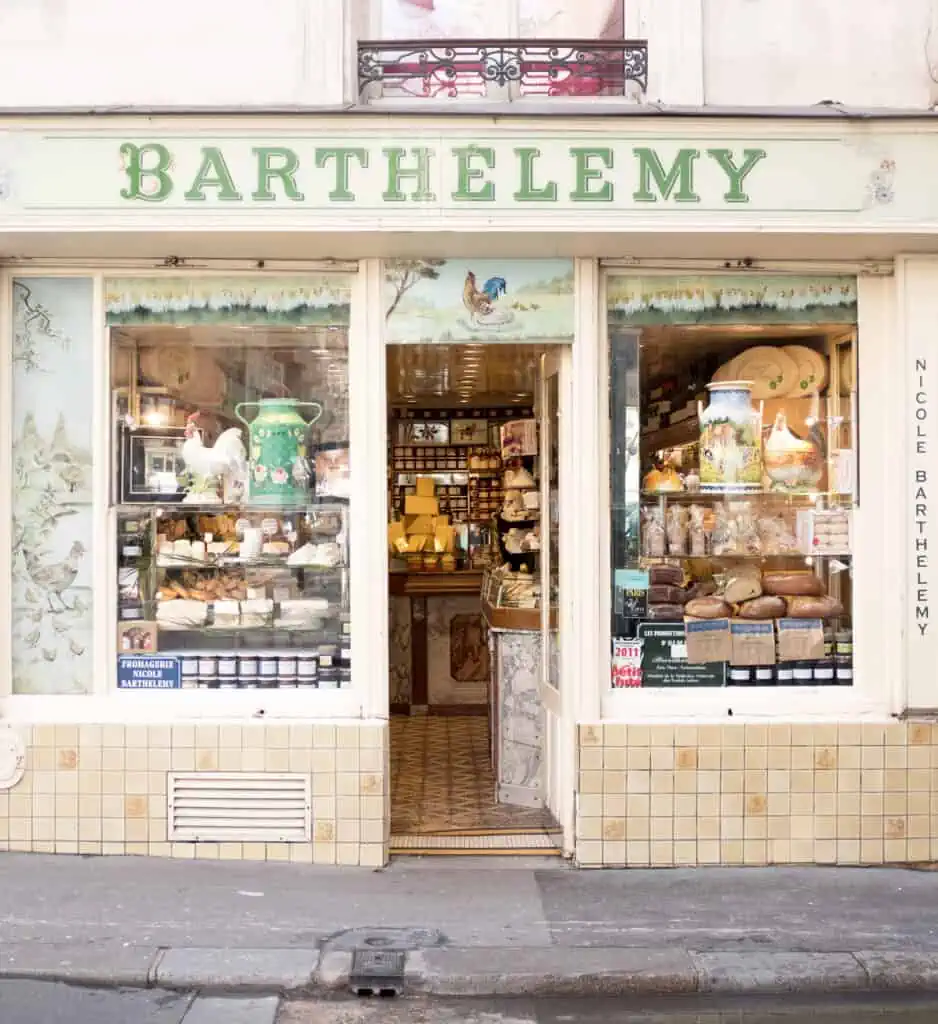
[0,114,933,867]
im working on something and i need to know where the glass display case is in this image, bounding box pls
[116,504,349,689]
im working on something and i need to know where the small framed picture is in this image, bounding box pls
[403,421,449,444]
[119,425,187,503]
[451,419,488,445]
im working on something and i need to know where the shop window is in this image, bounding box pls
[107,276,352,692]
[11,277,96,694]
[608,275,857,690]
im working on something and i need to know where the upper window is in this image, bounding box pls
[361,0,645,102]
[608,275,857,691]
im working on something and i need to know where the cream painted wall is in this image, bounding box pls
[0,0,936,111]
[700,0,938,109]
[0,0,350,109]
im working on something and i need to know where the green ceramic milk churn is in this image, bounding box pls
[235,399,323,506]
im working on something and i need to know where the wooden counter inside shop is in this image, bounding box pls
[389,569,484,598]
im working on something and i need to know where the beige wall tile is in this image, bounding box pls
[674,817,697,841]
[627,817,650,841]
[767,724,791,746]
[837,839,860,864]
[861,793,884,816]
[838,724,862,745]
[674,840,697,865]
[626,793,649,817]
[674,726,697,746]
[721,725,745,747]
[721,793,744,817]
[172,725,196,748]
[579,725,603,748]
[743,840,767,865]
[790,839,814,863]
[908,723,931,746]
[768,839,790,863]
[623,725,647,746]
[649,794,672,817]
[647,725,674,746]
[626,840,650,866]
[861,724,887,746]
[649,841,673,866]
[909,746,931,770]
[767,747,790,771]
[815,816,836,840]
[790,745,815,770]
[627,747,651,771]
[885,746,908,770]
[861,839,885,863]
[908,838,930,860]
[577,839,603,865]
[745,747,768,771]
[102,749,125,771]
[580,746,603,771]
[721,747,744,771]
[602,746,627,771]
[650,771,674,794]
[837,770,860,792]
[814,747,836,771]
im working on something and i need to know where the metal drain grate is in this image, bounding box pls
[349,950,406,997]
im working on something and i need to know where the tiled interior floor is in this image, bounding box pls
[390,715,557,835]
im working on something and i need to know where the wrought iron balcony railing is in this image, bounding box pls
[358,39,648,101]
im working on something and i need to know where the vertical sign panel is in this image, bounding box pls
[904,261,938,711]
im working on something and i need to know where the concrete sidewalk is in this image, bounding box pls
[3,853,938,998]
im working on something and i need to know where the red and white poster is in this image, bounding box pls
[611,637,642,688]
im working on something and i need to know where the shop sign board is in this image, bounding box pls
[637,622,726,688]
[117,655,181,689]
[0,126,916,222]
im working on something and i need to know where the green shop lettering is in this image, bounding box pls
[119,143,767,205]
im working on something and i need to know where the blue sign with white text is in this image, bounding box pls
[117,655,181,689]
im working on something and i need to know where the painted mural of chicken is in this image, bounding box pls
[25,540,85,612]
[462,271,513,327]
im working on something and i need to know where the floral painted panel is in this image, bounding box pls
[607,275,858,326]
[12,278,94,694]
[104,276,351,326]
[385,259,574,344]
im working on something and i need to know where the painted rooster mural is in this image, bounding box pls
[462,271,513,328]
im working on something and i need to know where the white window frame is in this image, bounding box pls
[599,267,900,722]
[0,264,383,725]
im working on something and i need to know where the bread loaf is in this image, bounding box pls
[646,603,685,621]
[722,568,762,605]
[647,584,687,605]
[737,595,787,620]
[649,564,684,587]
[785,595,844,619]
[685,596,732,619]
[686,580,717,601]
[762,572,823,597]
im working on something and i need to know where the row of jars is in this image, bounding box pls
[178,645,351,689]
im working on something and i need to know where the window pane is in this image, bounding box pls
[107,276,352,692]
[608,275,858,690]
[519,0,624,38]
[12,277,95,694]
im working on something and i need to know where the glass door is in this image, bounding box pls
[538,351,564,818]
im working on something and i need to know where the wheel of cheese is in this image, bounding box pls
[732,346,800,401]
[782,345,828,397]
[711,357,739,383]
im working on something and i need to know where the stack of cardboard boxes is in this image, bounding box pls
[388,477,456,566]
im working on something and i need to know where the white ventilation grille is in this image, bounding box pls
[168,772,311,843]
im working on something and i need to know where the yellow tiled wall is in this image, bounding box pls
[577,722,938,868]
[0,722,389,866]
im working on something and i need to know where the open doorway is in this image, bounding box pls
[386,342,566,855]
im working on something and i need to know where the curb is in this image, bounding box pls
[5,944,938,998]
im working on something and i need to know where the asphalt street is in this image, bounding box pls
[279,997,938,1022]
[0,980,278,1024]
[5,984,938,1023]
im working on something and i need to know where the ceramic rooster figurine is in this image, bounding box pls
[462,271,512,327]
[181,412,247,504]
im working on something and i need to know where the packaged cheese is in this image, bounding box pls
[405,495,439,516]
[415,477,436,497]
